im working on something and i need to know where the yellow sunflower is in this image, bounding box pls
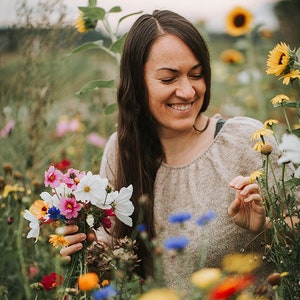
[280,69,300,85]
[75,11,97,33]
[266,42,290,76]
[270,94,290,106]
[220,49,245,64]
[226,7,253,37]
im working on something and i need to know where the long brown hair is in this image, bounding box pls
[114,10,211,277]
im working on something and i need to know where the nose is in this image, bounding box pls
[175,78,195,100]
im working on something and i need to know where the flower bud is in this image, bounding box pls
[2,163,13,175]
[261,143,273,155]
[267,272,281,286]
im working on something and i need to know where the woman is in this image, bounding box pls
[61,10,273,288]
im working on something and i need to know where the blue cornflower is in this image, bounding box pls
[93,285,118,300]
[48,207,64,221]
[137,224,146,232]
[168,212,192,224]
[163,236,189,251]
[196,210,216,226]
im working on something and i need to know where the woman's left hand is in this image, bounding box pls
[228,176,266,233]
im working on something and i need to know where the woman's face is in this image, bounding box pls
[144,34,207,136]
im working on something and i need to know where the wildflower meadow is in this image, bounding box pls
[0,0,299,299]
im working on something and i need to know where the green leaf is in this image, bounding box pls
[109,6,122,13]
[70,40,104,55]
[274,101,299,109]
[104,102,118,115]
[118,11,143,26]
[76,80,115,95]
[88,0,97,6]
[79,6,105,20]
[110,34,127,54]
[285,177,300,189]
[291,128,300,137]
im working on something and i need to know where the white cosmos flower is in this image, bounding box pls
[278,134,300,165]
[40,191,59,207]
[112,184,134,227]
[23,210,40,242]
[74,171,108,204]
[86,214,95,227]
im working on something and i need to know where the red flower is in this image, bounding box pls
[209,274,254,299]
[54,159,71,172]
[40,272,64,290]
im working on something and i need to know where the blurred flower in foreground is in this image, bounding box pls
[164,236,189,251]
[209,274,254,299]
[220,49,245,64]
[226,6,253,37]
[78,272,99,291]
[93,285,118,300]
[168,212,192,224]
[139,288,180,300]
[40,272,64,290]
[196,210,216,226]
[55,116,83,137]
[190,268,222,289]
[221,253,262,274]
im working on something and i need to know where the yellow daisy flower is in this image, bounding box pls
[220,49,245,64]
[190,268,222,289]
[222,253,262,274]
[250,169,264,183]
[2,184,25,199]
[266,42,290,76]
[251,128,273,141]
[139,288,180,300]
[280,69,300,85]
[270,94,290,106]
[49,234,70,248]
[29,200,49,219]
[226,7,253,37]
[253,141,264,152]
[264,119,279,128]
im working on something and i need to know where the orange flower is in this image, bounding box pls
[209,274,254,299]
[29,200,49,219]
[78,273,99,291]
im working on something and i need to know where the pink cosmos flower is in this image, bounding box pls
[56,117,81,137]
[86,132,107,148]
[57,197,82,219]
[0,119,15,138]
[44,166,64,188]
[63,168,86,189]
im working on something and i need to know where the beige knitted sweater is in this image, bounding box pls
[99,116,278,288]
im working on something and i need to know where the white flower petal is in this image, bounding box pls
[23,210,40,242]
[295,166,300,178]
[278,134,300,164]
[115,213,133,227]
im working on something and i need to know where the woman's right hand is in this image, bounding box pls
[59,225,87,262]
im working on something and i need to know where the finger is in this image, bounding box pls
[228,197,241,217]
[229,176,250,190]
[65,232,87,246]
[240,183,260,196]
[243,193,263,204]
[58,225,79,236]
[60,242,83,257]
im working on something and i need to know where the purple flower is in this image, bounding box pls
[93,285,118,300]
[137,224,146,232]
[168,212,192,224]
[164,236,189,251]
[196,210,216,226]
[47,207,65,221]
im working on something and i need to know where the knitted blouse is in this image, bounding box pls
[99,115,279,288]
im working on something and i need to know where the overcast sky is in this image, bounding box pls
[0,0,278,32]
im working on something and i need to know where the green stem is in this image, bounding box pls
[282,108,292,132]
[17,208,32,300]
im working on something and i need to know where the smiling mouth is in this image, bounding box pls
[168,102,193,111]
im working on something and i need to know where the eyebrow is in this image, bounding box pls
[156,63,202,73]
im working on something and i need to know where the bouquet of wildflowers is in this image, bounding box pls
[249,41,300,298]
[23,165,134,294]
